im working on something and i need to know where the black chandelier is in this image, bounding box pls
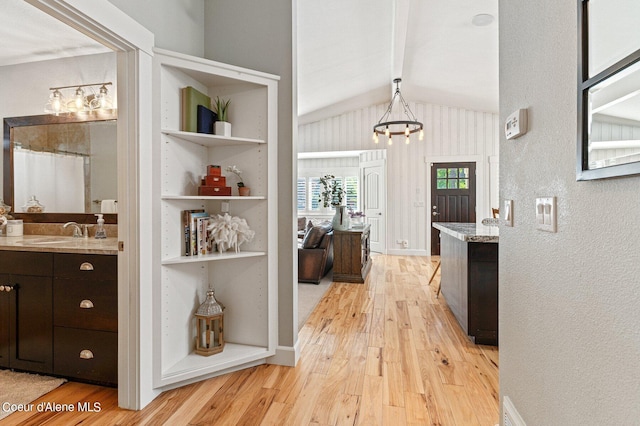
[373,78,424,145]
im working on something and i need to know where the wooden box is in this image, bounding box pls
[198,186,232,196]
[207,165,221,176]
[205,175,227,187]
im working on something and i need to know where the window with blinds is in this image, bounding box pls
[297,175,359,213]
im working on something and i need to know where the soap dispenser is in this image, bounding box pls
[94,214,107,239]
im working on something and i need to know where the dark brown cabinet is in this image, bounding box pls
[53,253,117,386]
[0,251,53,373]
[439,233,498,346]
[0,275,8,367]
[0,250,117,385]
[333,225,372,283]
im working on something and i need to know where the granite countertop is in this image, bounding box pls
[0,235,118,254]
[433,222,499,243]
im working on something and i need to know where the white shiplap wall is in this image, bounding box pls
[299,101,499,255]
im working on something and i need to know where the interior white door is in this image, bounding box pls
[363,163,386,253]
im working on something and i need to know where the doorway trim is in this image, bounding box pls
[27,0,154,409]
[425,155,485,256]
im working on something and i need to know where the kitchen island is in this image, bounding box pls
[432,222,498,346]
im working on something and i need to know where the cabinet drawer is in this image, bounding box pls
[0,251,52,276]
[54,253,117,280]
[53,327,117,386]
[54,279,117,332]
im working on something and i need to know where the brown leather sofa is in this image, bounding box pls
[298,223,333,284]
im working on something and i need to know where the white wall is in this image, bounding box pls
[203,0,297,356]
[299,102,499,255]
[107,0,204,57]
[500,1,640,424]
[0,52,117,199]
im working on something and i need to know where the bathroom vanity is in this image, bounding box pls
[0,235,118,386]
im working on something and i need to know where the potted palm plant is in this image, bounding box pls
[213,96,231,137]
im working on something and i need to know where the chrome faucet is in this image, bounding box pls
[63,221,83,238]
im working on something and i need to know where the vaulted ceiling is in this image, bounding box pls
[0,1,109,67]
[1,0,499,125]
[297,0,499,124]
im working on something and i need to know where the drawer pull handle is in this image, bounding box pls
[80,349,94,360]
[80,299,94,309]
[80,262,94,271]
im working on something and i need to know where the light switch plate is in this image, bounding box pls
[535,196,556,232]
[504,199,513,227]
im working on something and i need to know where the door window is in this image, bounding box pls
[436,167,470,190]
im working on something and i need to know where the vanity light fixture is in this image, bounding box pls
[44,82,114,115]
[372,78,424,145]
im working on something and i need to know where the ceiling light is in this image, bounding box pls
[372,78,423,146]
[44,89,64,115]
[44,82,114,115]
[472,14,494,27]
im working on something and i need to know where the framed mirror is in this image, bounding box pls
[578,0,640,180]
[3,113,118,223]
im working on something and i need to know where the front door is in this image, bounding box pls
[430,162,476,255]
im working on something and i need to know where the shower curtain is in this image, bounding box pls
[13,149,85,213]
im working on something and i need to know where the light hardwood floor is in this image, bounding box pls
[1,255,499,425]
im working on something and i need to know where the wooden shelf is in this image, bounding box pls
[162,129,265,146]
[162,251,266,265]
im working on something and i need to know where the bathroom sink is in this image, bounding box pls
[16,237,76,245]
[28,239,73,245]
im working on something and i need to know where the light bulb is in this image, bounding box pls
[74,87,85,110]
[373,131,378,143]
[52,90,62,112]
[405,125,410,136]
[98,85,109,108]
[419,128,424,141]
[385,126,390,137]
[388,136,393,146]
[405,135,410,144]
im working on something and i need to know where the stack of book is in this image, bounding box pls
[182,209,213,256]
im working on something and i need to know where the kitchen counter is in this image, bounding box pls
[433,222,498,243]
[0,235,118,255]
[432,222,498,346]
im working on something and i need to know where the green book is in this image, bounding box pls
[181,86,211,132]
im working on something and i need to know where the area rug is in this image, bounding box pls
[0,370,67,420]
[298,271,333,330]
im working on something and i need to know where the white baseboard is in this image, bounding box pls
[386,249,429,256]
[267,342,300,367]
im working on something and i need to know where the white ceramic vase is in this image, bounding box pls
[214,121,231,137]
[332,205,350,231]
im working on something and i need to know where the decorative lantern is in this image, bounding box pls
[194,289,225,356]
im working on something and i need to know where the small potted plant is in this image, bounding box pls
[227,165,250,196]
[349,210,366,228]
[213,96,231,137]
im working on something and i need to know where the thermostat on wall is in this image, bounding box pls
[505,108,528,140]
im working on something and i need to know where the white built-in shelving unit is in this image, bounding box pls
[152,48,279,388]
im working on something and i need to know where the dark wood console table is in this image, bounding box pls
[333,225,371,283]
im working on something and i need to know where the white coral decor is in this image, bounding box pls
[207,213,255,253]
